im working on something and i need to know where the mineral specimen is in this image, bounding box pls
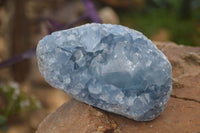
[36,23,172,121]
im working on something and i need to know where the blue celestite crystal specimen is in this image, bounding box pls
[37,23,172,121]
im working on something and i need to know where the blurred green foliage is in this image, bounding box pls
[117,0,200,46]
[0,82,40,131]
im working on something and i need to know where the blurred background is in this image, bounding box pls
[0,0,199,132]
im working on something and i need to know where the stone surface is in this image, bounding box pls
[36,98,200,133]
[36,99,121,133]
[37,23,172,121]
[36,42,200,133]
[155,42,200,101]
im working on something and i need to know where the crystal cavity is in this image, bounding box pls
[37,23,172,121]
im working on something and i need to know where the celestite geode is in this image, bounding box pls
[37,23,172,121]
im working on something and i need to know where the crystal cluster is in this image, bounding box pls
[37,23,172,121]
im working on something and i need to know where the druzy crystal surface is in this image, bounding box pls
[37,23,172,121]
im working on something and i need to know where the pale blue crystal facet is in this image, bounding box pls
[37,23,172,121]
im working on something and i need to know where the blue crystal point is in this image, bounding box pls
[37,23,172,121]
